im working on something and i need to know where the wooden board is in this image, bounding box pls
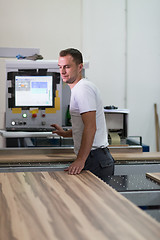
[109,145,142,153]
[0,149,160,163]
[0,148,76,163]
[0,153,76,163]
[112,152,160,161]
[0,171,160,240]
[146,172,160,184]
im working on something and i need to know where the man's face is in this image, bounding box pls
[58,55,82,84]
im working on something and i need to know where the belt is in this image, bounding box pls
[91,146,108,151]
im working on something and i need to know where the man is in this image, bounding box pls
[51,48,114,182]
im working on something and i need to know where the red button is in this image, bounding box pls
[32,113,37,118]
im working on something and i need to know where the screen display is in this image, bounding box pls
[15,76,53,107]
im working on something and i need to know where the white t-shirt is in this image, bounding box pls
[70,78,108,155]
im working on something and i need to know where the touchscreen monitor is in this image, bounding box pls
[15,75,53,107]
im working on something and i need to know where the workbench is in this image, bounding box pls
[0,170,160,240]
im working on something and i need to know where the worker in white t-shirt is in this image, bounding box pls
[51,48,114,182]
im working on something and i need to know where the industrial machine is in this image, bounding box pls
[0,58,89,147]
[0,147,159,222]
[0,57,142,150]
[104,108,129,145]
[5,60,62,131]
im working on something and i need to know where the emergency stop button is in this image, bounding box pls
[32,113,37,118]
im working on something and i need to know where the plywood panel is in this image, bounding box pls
[0,171,160,240]
[0,151,160,163]
[113,152,160,161]
[146,172,160,184]
[0,153,76,163]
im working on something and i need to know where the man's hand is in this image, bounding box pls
[51,124,65,137]
[51,124,72,138]
[64,158,85,175]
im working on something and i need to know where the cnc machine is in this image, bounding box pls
[5,60,62,132]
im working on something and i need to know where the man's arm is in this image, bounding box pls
[65,111,96,175]
[51,124,72,137]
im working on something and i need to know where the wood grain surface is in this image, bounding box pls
[0,153,76,163]
[0,149,160,163]
[0,171,160,240]
[112,152,160,161]
[146,172,160,184]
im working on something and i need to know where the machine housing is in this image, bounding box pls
[5,60,62,131]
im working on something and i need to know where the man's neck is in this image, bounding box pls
[68,75,82,89]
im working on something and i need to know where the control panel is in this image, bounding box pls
[5,60,62,131]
